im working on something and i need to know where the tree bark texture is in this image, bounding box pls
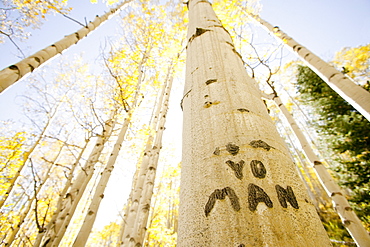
[271,95,370,247]
[130,75,173,246]
[72,113,131,246]
[250,14,370,122]
[41,115,116,247]
[178,1,332,246]
[33,138,90,247]
[0,0,132,93]
[121,71,173,246]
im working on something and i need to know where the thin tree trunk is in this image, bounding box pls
[0,106,59,209]
[122,73,173,247]
[40,112,117,247]
[0,0,132,93]
[250,14,370,121]
[71,47,150,246]
[268,94,370,246]
[119,66,172,246]
[33,138,91,247]
[179,1,332,246]
[5,143,65,246]
[72,114,131,246]
[130,79,172,246]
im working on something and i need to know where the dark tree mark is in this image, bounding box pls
[275,185,299,209]
[225,143,239,156]
[188,27,211,43]
[237,108,249,112]
[225,41,234,47]
[248,183,273,211]
[213,147,220,155]
[204,95,209,98]
[225,160,245,180]
[205,79,217,85]
[196,27,210,36]
[249,140,274,151]
[29,64,35,72]
[232,48,243,60]
[273,26,279,32]
[9,65,18,70]
[204,101,212,108]
[250,160,266,178]
[204,187,240,217]
[180,89,192,110]
[238,245,245,247]
[313,161,323,166]
[331,192,343,197]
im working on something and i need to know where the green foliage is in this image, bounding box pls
[295,65,370,229]
[319,206,355,246]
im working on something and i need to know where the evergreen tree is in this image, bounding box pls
[295,65,370,228]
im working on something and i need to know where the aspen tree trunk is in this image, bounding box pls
[119,68,172,246]
[40,113,116,247]
[283,130,329,208]
[72,49,149,246]
[178,1,332,246]
[5,143,65,246]
[249,14,370,121]
[268,94,370,246]
[129,76,172,246]
[0,107,59,209]
[0,0,132,93]
[72,114,131,246]
[33,138,90,247]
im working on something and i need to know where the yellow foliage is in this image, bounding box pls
[333,44,370,85]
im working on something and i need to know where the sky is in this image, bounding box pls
[0,0,369,236]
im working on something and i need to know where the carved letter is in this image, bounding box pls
[248,183,273,211]
[225,143,239,155]
[250,160,266,178]
[204,187,241,216]
[225,160,245,180]
[275,185,299,209]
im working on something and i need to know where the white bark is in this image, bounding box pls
[0,0,132,93]
[119,65,170,246]
[270,94,370,247]
[179,1,332,246]
[129,75,173,246]
[0,105,59,209]
[40,113,116,247]
[5,143,65,246]
[250,14,370,122]
[72,114,131,246]
[33,138,90,247]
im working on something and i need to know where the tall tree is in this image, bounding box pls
[262,91,370,246]
[0,0,132,93]
[295,65,370,232]
[249,14,370,121]
[179,0,331,246]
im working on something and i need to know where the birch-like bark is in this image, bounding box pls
[0,106,59,209]
[71,47,150,245]
[179,1,332,246]
[72,114,131,246]
[268,94,370,246]
[33,138,90,247]
[129,75,173,246]
[0,0,132,93]
[40,112,116,247]
[250,14,370,121]
[4,143,65,246]
[119,67,172,246]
